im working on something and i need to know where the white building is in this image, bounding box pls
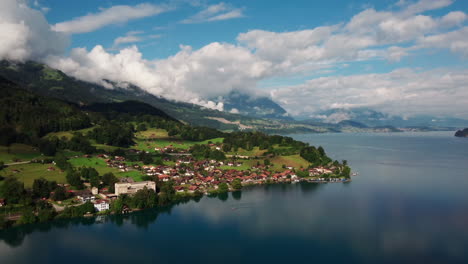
[114,181,156,196]
[94,200,110,212]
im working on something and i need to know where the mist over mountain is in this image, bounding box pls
[214,91,291,120]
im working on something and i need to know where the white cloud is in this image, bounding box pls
[270,68,468,118]
[181,2,244,24]
[53,3,172,34]
[113,31,144,47]
[0,0,68,61]
[417,26,468,57]
[2,0,468,116]
[401,0,453,16]
[46,43,270,110]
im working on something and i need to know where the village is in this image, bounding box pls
[50,148,351,213]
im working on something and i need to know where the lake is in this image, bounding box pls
[1,131,468,263]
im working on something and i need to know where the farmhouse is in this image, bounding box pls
[114,181,156,196]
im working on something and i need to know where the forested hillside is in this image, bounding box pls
[0,77,91,145]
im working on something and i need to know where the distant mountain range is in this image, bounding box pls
[302,108,468,129]
[1,60,465,134]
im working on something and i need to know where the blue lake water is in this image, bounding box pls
[1,131,468,263]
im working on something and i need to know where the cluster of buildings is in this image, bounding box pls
[62,151,348,212]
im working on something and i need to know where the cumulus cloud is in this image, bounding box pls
[0,0,68,61]
[181,2,244,24]
[270,68,468,118]
[46,43,270,110]
[238,2,468,69]
[53,3,171,34]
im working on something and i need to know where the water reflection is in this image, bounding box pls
[1,132,468,263]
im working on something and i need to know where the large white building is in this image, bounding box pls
[114,181,156,196]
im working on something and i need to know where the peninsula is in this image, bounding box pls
[0,80,350,229]
[455,128,468,137]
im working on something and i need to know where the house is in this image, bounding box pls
[73,190,95,203]
[94,200,110,212]
[115,181,156,196]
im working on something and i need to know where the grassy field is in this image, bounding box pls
[0,163,67,187]
[134,128,224,152]
[227,147,267,157]
[68,157,145,181]
[0,144,42,163]
[219,155,310,172]
[270,155,310,171]
[44,126,96,140]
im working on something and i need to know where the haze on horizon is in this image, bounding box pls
[1,0,467,118]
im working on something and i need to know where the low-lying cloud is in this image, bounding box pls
[271,68,468,118]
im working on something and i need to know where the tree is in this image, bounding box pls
[209,150,226,161]
[318,146,326,157]
[18,208,36,225]
[131,187,157,209]
[102,173,119,193]
[0,177,25,204]
[37,208,55,223]
[39,139,57,156]
[140,152,153,165]
[111,197,124,213]
[218,182,229,193]
[264,159,271,166]
[54,153,71,171]
[296,170,309,178]
[137,123,147,131]
[32,178,56,199]
[231,178,242,190]
[66,169,83,189]
[0,161,4,171]
[0,214,7,229]
[341,166,351,178]
[52,186,69,201]
[80,167,98,180]
[89,173,101,188]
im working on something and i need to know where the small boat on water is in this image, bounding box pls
[351,172,359,176]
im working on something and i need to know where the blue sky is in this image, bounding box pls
[1,0,468,117]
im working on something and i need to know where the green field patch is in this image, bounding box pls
[116,170,145,182]
[44,126,96,140]
[227,147,267,157]
[136,129,169,139]
[68,157,116,175]
[0,163,66,188]
[42,67,63,81]
[0,144,42,163]
[134,129,224,152]
[92,144,121,152]
[69,157,145,181]
[270,155,310,171]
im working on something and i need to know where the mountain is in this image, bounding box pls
[214,91,291,120]
[0,60,255,130]
[0,76,91,143]
[83,101,177,121]
[304,108,468,128]
[0,60,340,134]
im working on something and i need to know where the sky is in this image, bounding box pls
[0,0,468,118]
